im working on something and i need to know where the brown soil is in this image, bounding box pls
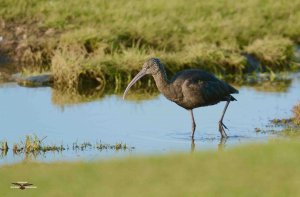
[0,18,59,67]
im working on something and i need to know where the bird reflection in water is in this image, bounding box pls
[190,137,227,153]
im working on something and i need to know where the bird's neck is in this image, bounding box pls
[152,68,173,99]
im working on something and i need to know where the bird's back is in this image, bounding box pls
[169,69,238,109]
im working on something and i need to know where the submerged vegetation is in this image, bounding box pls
[11,135,64,156]
[272,102,300,127]
[1,0,300,89]
[72,141,133,151]
[0,135,134,159]
[269,102,300,137]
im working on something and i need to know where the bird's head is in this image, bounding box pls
[123,57,162,99]
[142,58,161,75]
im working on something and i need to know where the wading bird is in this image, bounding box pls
[123,58,238,138]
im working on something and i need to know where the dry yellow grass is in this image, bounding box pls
[293,102,300,125]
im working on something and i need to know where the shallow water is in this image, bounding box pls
[0,73,299,164]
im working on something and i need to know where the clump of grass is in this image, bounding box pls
[25,135,42,153]
[274,102,300,127]
[271,118,293,126]
[169,43,246,75]
[1,137,134,159]
[0,140,8,151]
[245,36,294,70]
[293,102,300,125]
[255,128,261,133]
[16,39,54,68]
[72,141,134,151]
[96,141,133,151]
[40,144,65,153]
[11,135,65,156]
[280,127,300,138]
[72,141,93,151]
[268,102,300,137]
[13,143,22,154]
[51,44,105,89]
[0,140,9,156]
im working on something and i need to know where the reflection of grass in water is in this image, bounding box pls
[120,87,159,102]
[50,68,295,106]
[51,72,293,106]
[250,80,292,92]
[233,72,293,92]
[52,85,105,106]
[1,141,300,196]
[51,81,159,106]
[72,141,134,151]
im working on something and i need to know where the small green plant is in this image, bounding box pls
[0,140,9,156]
[95,141,134,151]
[13,143,22,154]
[271,118,293,126]
[9,135,64,156]
[293,103,300,125]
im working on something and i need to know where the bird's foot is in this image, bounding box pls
[218,121,228,138]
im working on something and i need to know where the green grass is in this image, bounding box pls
[293,102,300,125]
[1,0,300,88]
[11,135,64,155]
[1,140,300,196]
[245,36,294,70]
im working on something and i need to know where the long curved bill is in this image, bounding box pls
[123,69,146,99]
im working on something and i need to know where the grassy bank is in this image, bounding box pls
[1,140,300,196]
[1,0,300,88]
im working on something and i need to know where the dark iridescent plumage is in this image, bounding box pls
[123,58,238,138]
[164,69,237,109]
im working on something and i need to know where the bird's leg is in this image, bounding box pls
[190,110,196,139]
[218,99,230,138]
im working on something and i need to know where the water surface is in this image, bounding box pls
[0,73,299,164]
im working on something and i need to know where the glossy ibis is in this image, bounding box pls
[123,58,238,138]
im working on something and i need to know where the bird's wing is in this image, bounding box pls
[23,183,33,186]
[184,77,232,103]
[11,183,22,186]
